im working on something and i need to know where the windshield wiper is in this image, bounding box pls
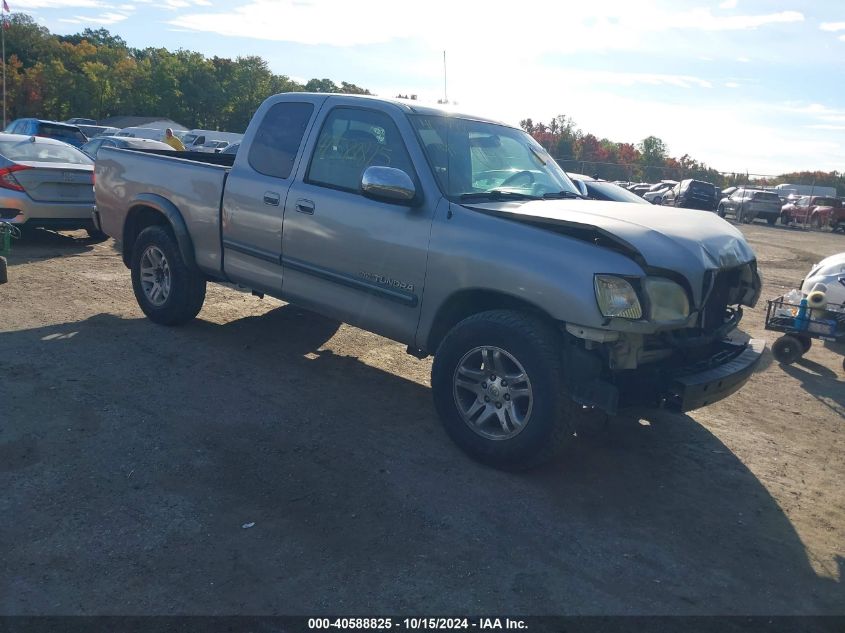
[460,190,540,202]
[542,191,584,200]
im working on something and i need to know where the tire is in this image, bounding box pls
[431,310,575,470]
[772,335,804,365]
[717,204,726,218]
[795,335,812,354]
[811,215,822,230]
[736,206,744,223]
[130,225,206,325]
[86,227,107,240]
[766,215,777,226]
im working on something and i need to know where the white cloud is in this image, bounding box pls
[736,56,750,62]
[160,0,212,10]
[820,21,845,31]
[719,0,738,8]
[725,82,740,88]
[13,0,106,8]
[59,10,128,24]
[168,1,805,51]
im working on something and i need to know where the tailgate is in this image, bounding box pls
[95,147,229,276]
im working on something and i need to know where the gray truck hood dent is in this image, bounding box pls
[466,198,756,276]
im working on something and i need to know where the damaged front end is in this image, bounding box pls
[564,261,765,414]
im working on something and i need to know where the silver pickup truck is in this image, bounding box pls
[94,93,764,469]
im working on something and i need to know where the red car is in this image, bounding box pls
[780,195,841,228]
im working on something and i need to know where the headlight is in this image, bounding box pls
[643,277,690,321]
[594,275,642,319]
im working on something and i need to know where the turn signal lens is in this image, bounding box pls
[594,275,643,319]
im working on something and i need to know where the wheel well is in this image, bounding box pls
[426,289,555,353]
[122,205,168,267]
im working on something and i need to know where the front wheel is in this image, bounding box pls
[717,204,726,218]
[431,310,575,470]
[130,225,206,325]
[772,335,804,365]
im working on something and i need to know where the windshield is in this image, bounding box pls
[0,139,92,165]
[409,115,579,201]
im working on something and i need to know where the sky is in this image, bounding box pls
[8,0,845,175]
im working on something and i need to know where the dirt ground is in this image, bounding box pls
[0,222,843,615]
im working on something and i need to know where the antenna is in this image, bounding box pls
[443,50,448,104]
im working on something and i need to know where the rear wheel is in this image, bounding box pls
[766,215,777,226]
[795,335,812,353]
[772,335,804,365]
[130,225,206,325]
[431,310,575,470]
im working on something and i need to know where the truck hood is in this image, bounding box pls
[465,199,758,305]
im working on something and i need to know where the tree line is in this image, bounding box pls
[1,14,371,132]
[520,116,845,195]
[2,15,842,194]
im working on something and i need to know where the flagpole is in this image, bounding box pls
[2,5,6,129]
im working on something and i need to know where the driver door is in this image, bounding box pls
[280,103,437,344]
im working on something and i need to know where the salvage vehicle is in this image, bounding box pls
[94,93,764,469]
[718,188,782,224]
[643,181,677,205]
[0,133,99,236]
[662,179,718,211]
[81,136,174,160]
[781,195,841,229]
[4,119,89,148]
[566,173,650,204]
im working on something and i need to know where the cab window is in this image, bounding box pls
[306,107,415,193]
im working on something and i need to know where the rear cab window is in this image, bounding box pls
[248,101,315,179]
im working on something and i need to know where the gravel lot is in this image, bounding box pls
[0,222,843,615]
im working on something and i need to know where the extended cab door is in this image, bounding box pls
[221,95,321,294]
[280,99,437,344]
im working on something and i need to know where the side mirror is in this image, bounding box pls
[571,178,588,197]
[361,166,416,204]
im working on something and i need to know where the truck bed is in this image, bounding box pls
[95,147,232,275]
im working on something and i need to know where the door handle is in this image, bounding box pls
[263,191,280,206]
[295,199,315,215]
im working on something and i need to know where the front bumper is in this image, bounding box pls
[665,338,765,411]
[616,338,765,412]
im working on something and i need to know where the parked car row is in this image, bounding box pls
[614,177,843,232]
[2,117,244,153]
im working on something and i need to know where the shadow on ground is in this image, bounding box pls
[0,306,842,614]
[5,228,109,267]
